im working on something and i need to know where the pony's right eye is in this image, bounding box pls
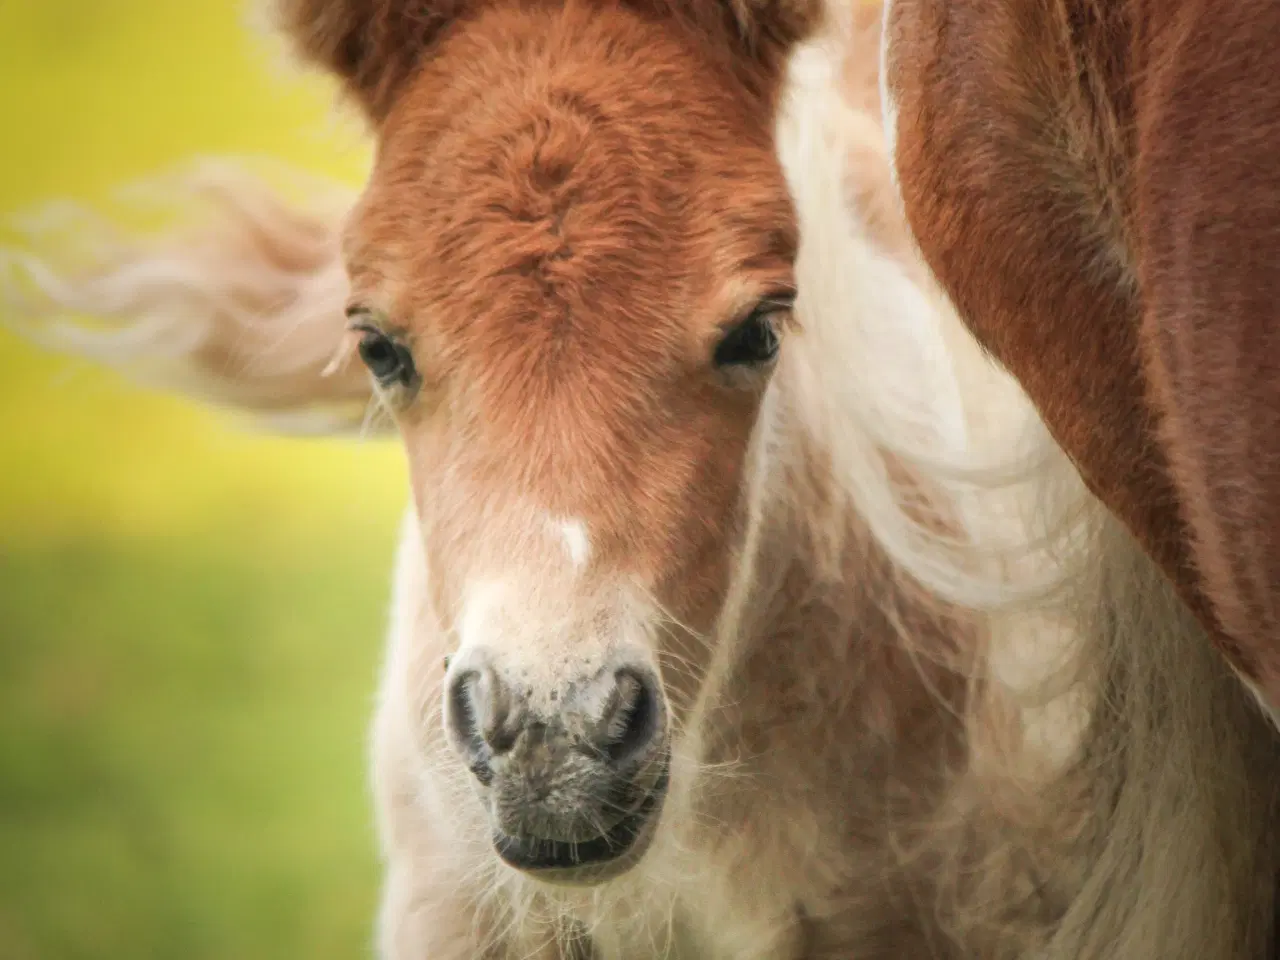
[356,327,417,388]
[713,293,794,369]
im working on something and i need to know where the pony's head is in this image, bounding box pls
[283,0,820,882]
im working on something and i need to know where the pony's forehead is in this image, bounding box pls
[338,0,803,437]
[343,39,799,347]
[347,0,799,233]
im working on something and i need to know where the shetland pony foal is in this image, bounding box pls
[2,1,1017,957]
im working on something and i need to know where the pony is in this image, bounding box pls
[6,1,1280,958]
[880,0,1280,724]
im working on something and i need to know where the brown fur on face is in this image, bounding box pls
[332,0,820,643]
[883,0,1280,713]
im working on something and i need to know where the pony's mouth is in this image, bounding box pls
[491,764,670,884]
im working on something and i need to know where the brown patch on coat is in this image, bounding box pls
[884,0,1280,707]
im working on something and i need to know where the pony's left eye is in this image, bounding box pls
[713,296,793,368]
[356,326,417,388]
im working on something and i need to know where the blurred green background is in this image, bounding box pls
[0,3,408,958]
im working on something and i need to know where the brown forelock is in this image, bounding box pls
[884,0,1245,668]
[341,0,811,627]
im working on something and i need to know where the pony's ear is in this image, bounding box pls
[270,0,466,123]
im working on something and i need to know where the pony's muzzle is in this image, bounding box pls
[443,650,670,882]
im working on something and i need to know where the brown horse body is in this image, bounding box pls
[883,0,1280,720]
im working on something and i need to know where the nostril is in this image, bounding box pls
[602,669,660,766]
[446,670,495,784]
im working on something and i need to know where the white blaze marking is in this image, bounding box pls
[557,518,591,568]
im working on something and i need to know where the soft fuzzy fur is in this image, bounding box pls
[4,1,1279,958]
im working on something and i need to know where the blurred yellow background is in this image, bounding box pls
[0,3,408,958]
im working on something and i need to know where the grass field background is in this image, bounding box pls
[0,3,408,957]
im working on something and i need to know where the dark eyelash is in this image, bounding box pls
[345,312,419,388]
[713,294,794,368]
